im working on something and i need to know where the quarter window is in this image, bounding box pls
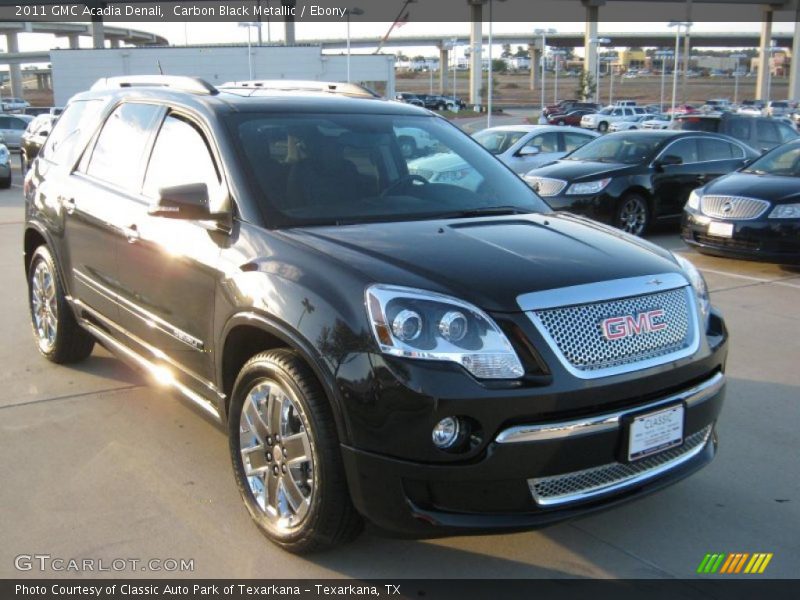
[85,103,162,190]
[663,138,698,164]
[563,132,593,152]
[40,99,104,165]
[756,121,781,148]
[698,138,741,161]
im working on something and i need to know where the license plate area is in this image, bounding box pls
[708,221,734,238]
[624,404,685,462]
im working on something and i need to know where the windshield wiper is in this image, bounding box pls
[436,206,533,219]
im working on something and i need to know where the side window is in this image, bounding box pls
[142,115,222,208]
[664,138,698,163]
[612,109,623,116]
[0,117,10,129]
[11,118,28,131]
[41,99,104,165]
[698,138,735,161]
[726,118,751,143]
[563,132,593,152]
[85,103,161,190]
[756,121,781,147]
[777,123,798,143]
[524,132,558,153]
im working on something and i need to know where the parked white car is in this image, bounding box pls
[641,114,671,129]
[608,114,652,131]
[580,106,646,133]
[0,97,30,112]
[764,100,792,117]
[0,113,34,149]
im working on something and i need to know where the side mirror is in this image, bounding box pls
[149,183,212,220]
[38,130,49,138]
[518,145,540,156]
[654,154,683,169]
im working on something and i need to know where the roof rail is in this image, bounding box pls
[90,76,218,95]
[218,79,380,98]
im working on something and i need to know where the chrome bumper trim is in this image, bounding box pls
[495,371,724,444]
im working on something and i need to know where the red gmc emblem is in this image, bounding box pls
[601,309,667,341]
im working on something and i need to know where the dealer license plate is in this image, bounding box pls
[628,404,684,461]
[708,221,734,238]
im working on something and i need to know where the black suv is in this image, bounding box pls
[24,76,728,553]
[670,112,798,154]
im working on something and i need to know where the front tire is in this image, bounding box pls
[597,121,609,133]
[28,245,95,363]
[228,350,362,553]
[615,193,651,236]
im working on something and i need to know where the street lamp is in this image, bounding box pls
[668,21,692,121]
[447,38,460,103]
[551,49,566,105]
[589,37,610,104]
[765,40,778,108]
[238,22,260,79]
[655,49,673,112]
[535,28,556,123]
[346,7,364,83]
[730,52,746,105]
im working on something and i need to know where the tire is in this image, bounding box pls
[597,121,609,133]
[28,245,95,363]
[228,349,362,553]
[615,193,651,236]
[398,136,417,159]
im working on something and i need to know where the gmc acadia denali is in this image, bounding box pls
[24,76,727,553]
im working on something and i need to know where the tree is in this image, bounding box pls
[492,58,508,74]
[576,70,597,101]
[514,45,530,58]
[396,52,409,62]
[412,55,426,62]
[501,44,513,58]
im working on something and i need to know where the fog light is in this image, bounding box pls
[432,417,460,449]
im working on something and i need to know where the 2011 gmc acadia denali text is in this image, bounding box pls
[23,76,727,553]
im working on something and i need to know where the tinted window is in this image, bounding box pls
[777,123,798,143]
[663,138,698,163]
[86,103,161,190]
[743,143,800,176]
[673,117,719,133]
[756,121,781,148]
[565,134,663,164]
[41,99,104,165]
[473,129,528,154]
[698,138,740,161]
[726,118,751,142]
[143,115,222,208]
[0,117,9,129]
[563,131,594,152]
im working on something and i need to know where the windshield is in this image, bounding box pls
[472,129,528,154]
[229,113,549,227]
[742,143,800,177]
[564,133,663,164]
[598,107,613,115]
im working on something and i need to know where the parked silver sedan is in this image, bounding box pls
[0,113,34,149]
[472,124,599,174]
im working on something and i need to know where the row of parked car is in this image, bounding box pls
[396,92,466,112]
[0,107,62,187]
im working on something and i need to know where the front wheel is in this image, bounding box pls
[597,121,609,133]
[229,350,362,553]
[615,194,651,236]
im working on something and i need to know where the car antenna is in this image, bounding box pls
[157,60,164,75]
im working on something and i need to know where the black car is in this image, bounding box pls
[24,76,727,553]
[20,113,57,171]
[395,92,424,107]
[670,113,798,154]
[524,130,757,236]
[682,138,800,263]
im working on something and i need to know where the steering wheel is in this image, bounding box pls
[381,174,429,198]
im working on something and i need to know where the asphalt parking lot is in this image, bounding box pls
[0,160,798,580]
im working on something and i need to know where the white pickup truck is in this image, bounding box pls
[580,106,646,133]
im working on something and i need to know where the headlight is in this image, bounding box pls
[435,168,472,183]
[769,203,800,219]
[672,253,710,324]
[687,189,701,210]
[566,178,611,195]
[365,284,524,379]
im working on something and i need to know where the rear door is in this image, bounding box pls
[694,137,749,186]
[651,137,702,217]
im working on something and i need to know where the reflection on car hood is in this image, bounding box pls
[703,171,800,205]
[408,152,468,173]
[524,159,632,181]
[286,213,680,312]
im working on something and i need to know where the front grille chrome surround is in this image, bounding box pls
[700,195,770,220]
[528,426,713,507]
[525,176,567,197]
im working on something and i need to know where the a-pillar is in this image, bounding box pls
[5,32,23,101]
[90,15,105,48]
[282,1,296,45]
[438,44,449,95]
[583,0,604,101]
[468,0,483,109]
[755,9,773,101]
[789,7,800,99]
[529,43,539,91]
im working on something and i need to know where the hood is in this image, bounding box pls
[284,213,681,313]
[525,159,635,182]
[704,171,800,205]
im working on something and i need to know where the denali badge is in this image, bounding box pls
[601,309,667,341]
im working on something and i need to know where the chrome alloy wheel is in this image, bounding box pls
[618,197,648,236]
[30,260,58,351]
[239,380,314,531]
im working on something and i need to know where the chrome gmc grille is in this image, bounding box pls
[532,287,694,374]
[528,426,712,506]
[700,195,770,220]
[525,176,567,197]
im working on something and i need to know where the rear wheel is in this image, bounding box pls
[229,350,362,553]
[28,245,95,363]
[615,194,651,236]
[597,121,609,133]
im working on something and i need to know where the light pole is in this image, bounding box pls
[589,37,610,104]
[552,49,566,104]
[346,7,364,83]
[535,28,556,123]
[765,40,777,108]
[448,38,459,102]
[730,52,746,105]
[605,57,616,104]
[655,49,673,112]
[668,21,691,121]
[238,22,259,79]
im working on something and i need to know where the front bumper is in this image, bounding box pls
[342,371,724,536]
[682,209,800,264]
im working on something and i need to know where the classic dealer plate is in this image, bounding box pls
[708,221,734,238]
[628,404,684,461]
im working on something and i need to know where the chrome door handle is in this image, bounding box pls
[58,196,76,214]
[123,224,140,243]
